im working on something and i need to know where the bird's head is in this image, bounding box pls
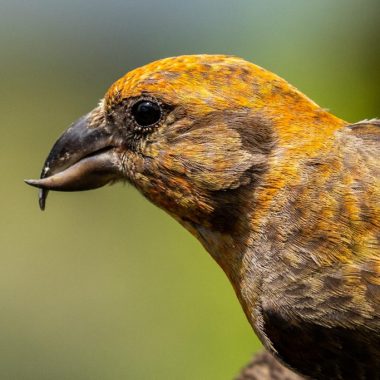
[26,55,343,233]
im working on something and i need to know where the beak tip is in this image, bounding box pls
[24,179,48,211]
[24,179,39,187]
[39,191,47,211]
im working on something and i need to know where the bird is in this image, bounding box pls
[26,55,380,379]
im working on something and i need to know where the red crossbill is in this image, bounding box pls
[26,55,380,380]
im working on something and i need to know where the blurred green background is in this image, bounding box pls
[1,1,379,379]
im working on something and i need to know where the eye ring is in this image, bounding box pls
[130,97,163,128]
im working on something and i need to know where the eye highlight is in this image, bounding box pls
[131,100,162,127]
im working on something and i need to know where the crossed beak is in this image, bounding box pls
[25,107,123,210]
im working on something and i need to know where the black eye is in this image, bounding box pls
[131,100,162,127]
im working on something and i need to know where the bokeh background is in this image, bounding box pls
[1,1,379,379]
